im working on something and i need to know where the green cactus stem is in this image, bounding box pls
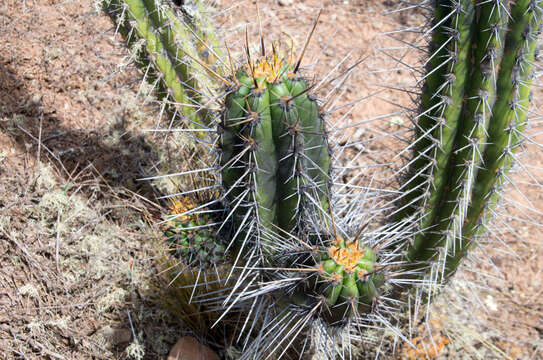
[220,52,331,251]
[396,0,454,218]
[430,0,510,251]
[400,0,542,282]
[406,0,476,261]
[103,0,221,126]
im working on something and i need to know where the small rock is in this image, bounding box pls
[353,128,366,151]
[168,337,219,360]
[484,294,498,312]
[278,0,293,6]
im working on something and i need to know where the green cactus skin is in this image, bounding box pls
[164,216,225,268]
[430,0,510,250]
[400,0,542,282]
[103,0,220,126]
[441,0,542,276]
[318,240,380,323]
[220,59,331,250]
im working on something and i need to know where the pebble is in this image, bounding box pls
[168,336,220,360]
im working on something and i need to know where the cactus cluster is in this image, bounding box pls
[104,0,542,358]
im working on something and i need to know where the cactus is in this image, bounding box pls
[220,52,331,253]
[156,195,237,341]
[163,197,226,267]
[102,0,223,127]
[104,0,542,357]
[318,239,382,321]
[397,0,542,285]
[151,41,394,357]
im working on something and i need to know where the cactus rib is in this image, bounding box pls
[395,0,453,218]
[407,0,476,263]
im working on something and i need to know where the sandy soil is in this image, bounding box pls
[0,0,541,359]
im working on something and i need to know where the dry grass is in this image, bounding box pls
[0,162,181,359]
[0,0,193,358]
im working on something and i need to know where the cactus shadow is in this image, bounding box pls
[0,59,191,357]
[0,60,161,199]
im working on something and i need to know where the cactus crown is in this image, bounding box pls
[246,50,292,83]
[327,239,368,273]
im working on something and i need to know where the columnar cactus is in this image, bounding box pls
[220,53,331,253]
[397,0,542,284]
[102,0,222,126]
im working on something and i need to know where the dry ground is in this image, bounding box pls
[0,0,542,359]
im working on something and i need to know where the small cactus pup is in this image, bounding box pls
[233,218,390,358]
[317,238,383,324]
[156,194,247,343]
[163,196,226,268]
